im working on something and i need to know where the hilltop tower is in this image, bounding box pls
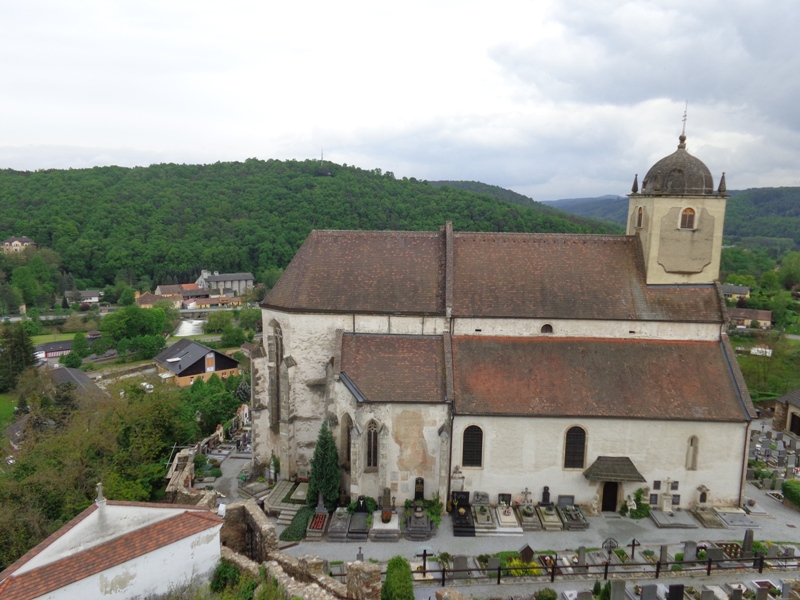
[627,134,728,284]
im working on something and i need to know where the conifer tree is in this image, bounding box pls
[307,420,340,512]
[0,323,35,392]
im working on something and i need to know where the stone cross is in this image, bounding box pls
[520,487,532,503]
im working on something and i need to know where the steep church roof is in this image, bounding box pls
[264,228,724,323]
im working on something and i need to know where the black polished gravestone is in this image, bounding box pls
[451,491,474,537]
[414,477,425,502]
[348,494,370,541]
[540,486,552,506]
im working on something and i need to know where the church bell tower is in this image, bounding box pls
[627,134,728,285]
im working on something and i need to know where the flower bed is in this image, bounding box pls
[309,513,326,530]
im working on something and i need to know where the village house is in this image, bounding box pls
[196,270,254,296]
[135,291,182,310]
[720,284,750,302]
[154,339,240,387]
[1,236,36,253]
[251,133,756,514]
[0,485,223,600]
[727,307,773,329]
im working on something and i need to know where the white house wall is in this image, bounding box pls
[451,416,747,509]
[33,526,221,600]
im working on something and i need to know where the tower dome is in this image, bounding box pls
[642,134,714,195]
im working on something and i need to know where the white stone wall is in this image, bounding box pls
[451,416,747,508]
[37,526,221,600]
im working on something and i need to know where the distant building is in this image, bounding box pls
[720,284,750,302]
[196,270,254,296]
[35,340,73,362]
[728,307,772,329]
[154,339,240,387]
[63,290,102,304]
[0,486,222,600]
[773,387,800,438]
[1,236,36,253]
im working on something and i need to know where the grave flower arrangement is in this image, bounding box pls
[381,510,392,523]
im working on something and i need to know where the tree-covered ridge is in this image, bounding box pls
[0,161,619,289]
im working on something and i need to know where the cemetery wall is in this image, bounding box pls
[452,317,720,341]
[452,416,747,508]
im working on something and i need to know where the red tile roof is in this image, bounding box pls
[340,334,446,403]
[263,228,723,322]
[0,504,221,600]
[451,336,754,421]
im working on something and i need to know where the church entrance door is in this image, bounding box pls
[601,481,618,512]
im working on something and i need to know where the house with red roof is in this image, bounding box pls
[252,134,755,518]
[0,485,222,600]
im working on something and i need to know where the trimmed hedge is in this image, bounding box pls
[382,556,414,600]
[782,479,800,508]
[279,506,314,541]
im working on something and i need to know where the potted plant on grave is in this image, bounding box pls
[381,509,392,523]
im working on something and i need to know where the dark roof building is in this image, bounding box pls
[154,339,239,386]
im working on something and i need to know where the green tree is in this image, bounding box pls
[778,252,800,290]
[236,308,262,331]
[204,311,234,333]
[62,352,82,369]
[118,287,136,306]
[0,323,36,392]
[760,271,780,291]
[220,326,246,348]
[72,332,89,358]
[306,421,340,512]
[382,556,414,600]
[0,283,22,314]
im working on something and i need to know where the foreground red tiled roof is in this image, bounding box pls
[340,334,446,403]
[263,228,723,322]
[0,504,221,600]
[452,336,754,421]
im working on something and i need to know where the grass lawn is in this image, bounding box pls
[0,393,16,428]
[32,332,75,345]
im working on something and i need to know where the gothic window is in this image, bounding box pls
[541,324,553,334]
[686,436,699,471]
[636,206,643,228]
[564,426,586,469]
[680,208,695,229]
[268,321,284,427]
[366,421,379,470]
[341,414,353,468]
[462,425,483,467]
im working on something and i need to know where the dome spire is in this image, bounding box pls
[679,102,688,149]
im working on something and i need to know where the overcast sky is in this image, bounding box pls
[2,0,798,200]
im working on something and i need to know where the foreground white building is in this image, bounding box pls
[0,487,223,600]
[251,134,756,513]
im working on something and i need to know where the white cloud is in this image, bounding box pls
[1,0,798,199]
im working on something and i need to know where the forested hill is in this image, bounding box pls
[429,180,536,207]
[545,188,800,250]
[0,160,619,288]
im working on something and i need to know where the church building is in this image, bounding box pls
[251,134,755,514]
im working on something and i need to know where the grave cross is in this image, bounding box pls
[628,538,640,558]
[520,487,532,503]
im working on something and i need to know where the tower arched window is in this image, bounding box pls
[686,436,699,471]
[541,324,553,334]
[680,208,695,229]
[564,426,586,469]
[462,425,483,467]
[366,421,379,470]
[636,206,644,228]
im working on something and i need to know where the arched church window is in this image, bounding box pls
[680,208,695,229]
[564,426,586,469]
[462,425,483,467]
[686,435,699,471]
[636,206,643,228]
[341,414,353,468]
[541,324,553,334]
[366,421,379,470]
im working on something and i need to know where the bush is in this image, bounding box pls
[505,557,542,577]
[537,589,558,600]
[279,506,314,541]
[210,559,240,592]
[382,556,414,600]
[210,468,223,478]
[62,351,82,368]
[347,496,377,514]
[782,479,800,507]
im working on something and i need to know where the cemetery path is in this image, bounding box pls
[216,455,250,501]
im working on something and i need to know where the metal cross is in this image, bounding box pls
[520,487,532,503]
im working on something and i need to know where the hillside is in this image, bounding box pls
[0,161,619,288]
[544,188,800,250]
[429,180,624,231]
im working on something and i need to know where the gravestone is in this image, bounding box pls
[660,544,670,564]
[558,495,575,507]
[519,543,534,564]
[355,495,368,512]
[641,585,658,600]
[746,468,756,480]
[683,540,698,562]
[541,486,551,506]
[778,455,786,467]
[577,546,587,574]
[578,592,594,600]
[706,547,724,561]
[782,546,796,558]
[452,555,470,579]
[776,432,784,441]
[701,591,715,600]
[732,588,743,600]
[782,582,793,599]
[767,545,781,559]
[381,487,391,511]
[766,431,773,439]
[776,477,785,490]
[473,491,490,505]
[668,585,685,600]
[756,587,769,600]
[315,491,327,514]
[487,557,501,571]
[742,530,754,559]
[788,455,797,468]
[414,477,424,502]
[610,580,626,600]
[498,493,512,505]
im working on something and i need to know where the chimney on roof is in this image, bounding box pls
[95,482,107,507]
